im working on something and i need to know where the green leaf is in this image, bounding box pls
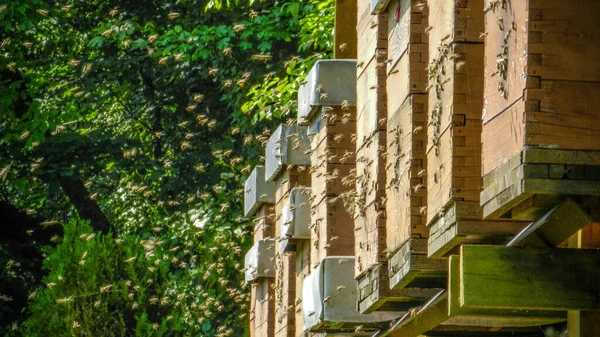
[89,36,105,47]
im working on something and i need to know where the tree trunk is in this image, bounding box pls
[57,177,112,234]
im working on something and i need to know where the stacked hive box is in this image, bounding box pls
[297,60,357,269]
[293,239,310,337]
[251,206,281,337]
[272,166,312,337]
[481,0,600,220]
[355,0,388,286]
[424,0,486,257]
[356,0,410,314]
[274,252,296,337]
[250,280,275,337]
[371,0,447,295]
[245,167,277,337]
[264,125,312,337]
[309,107,357,263]
[297,59,358,333]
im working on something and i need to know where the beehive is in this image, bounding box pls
[246,239,277,337]
[353,0,389,315]
[253,205,275,242]
[274,252,296,337]
[424,0,485,257]
[481,0,600,219]
[297,61,357,269]
[269,139,310,337]
[250,279,276,337]
[385,0,429,108]
[381,0,443,295]
[385,95,428,255]
[294,240,311,337]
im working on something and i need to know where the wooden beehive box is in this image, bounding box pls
[253,205,275,242]
[245,169,277,337]
[274,252,296,337]
[385,0,429,110]
[381,0,446,299]
[354,4,392,314]
[481,0,600,219]
[294,240,310,337]
[425,0,486,257]
[273,191,303,337]
[297,63,357,268]
[250,279,276,337]
[270,138,311,337]
[309,107,357,205]
[385,94,446,292]
[308,120,356,264]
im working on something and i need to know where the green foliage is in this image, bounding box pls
[19,218,248,336]
[0,0,334,335]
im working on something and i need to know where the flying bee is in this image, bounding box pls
[82,63,92,74]
[192,94,204,103]
[240,165,251,173]
[233,24,245,32]
[168,12,180,20]
[251,53,272,61]
[222,47,232,56]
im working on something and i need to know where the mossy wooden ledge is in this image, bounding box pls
[481,148,600,220]
[448,256,565,327]
[459,245,600,311]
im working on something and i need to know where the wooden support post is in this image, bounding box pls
[568,223,600,337]
[334,0,357,59]
[507,197,592,247]
[460,245,600,311]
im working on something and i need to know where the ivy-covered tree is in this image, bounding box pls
[0,0,333,335]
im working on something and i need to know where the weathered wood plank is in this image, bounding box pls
[460,245,600,310]
[448,256,566,327]
[334,0,357,59]
[507,198,591,247]
[383,291,448,337]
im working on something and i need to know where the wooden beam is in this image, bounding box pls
[380,291,448,337]
[448,256,565,327]
[334,0,357,59]
[460,245,600,311]
[567,223,600,337]
[507,197,591,247]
